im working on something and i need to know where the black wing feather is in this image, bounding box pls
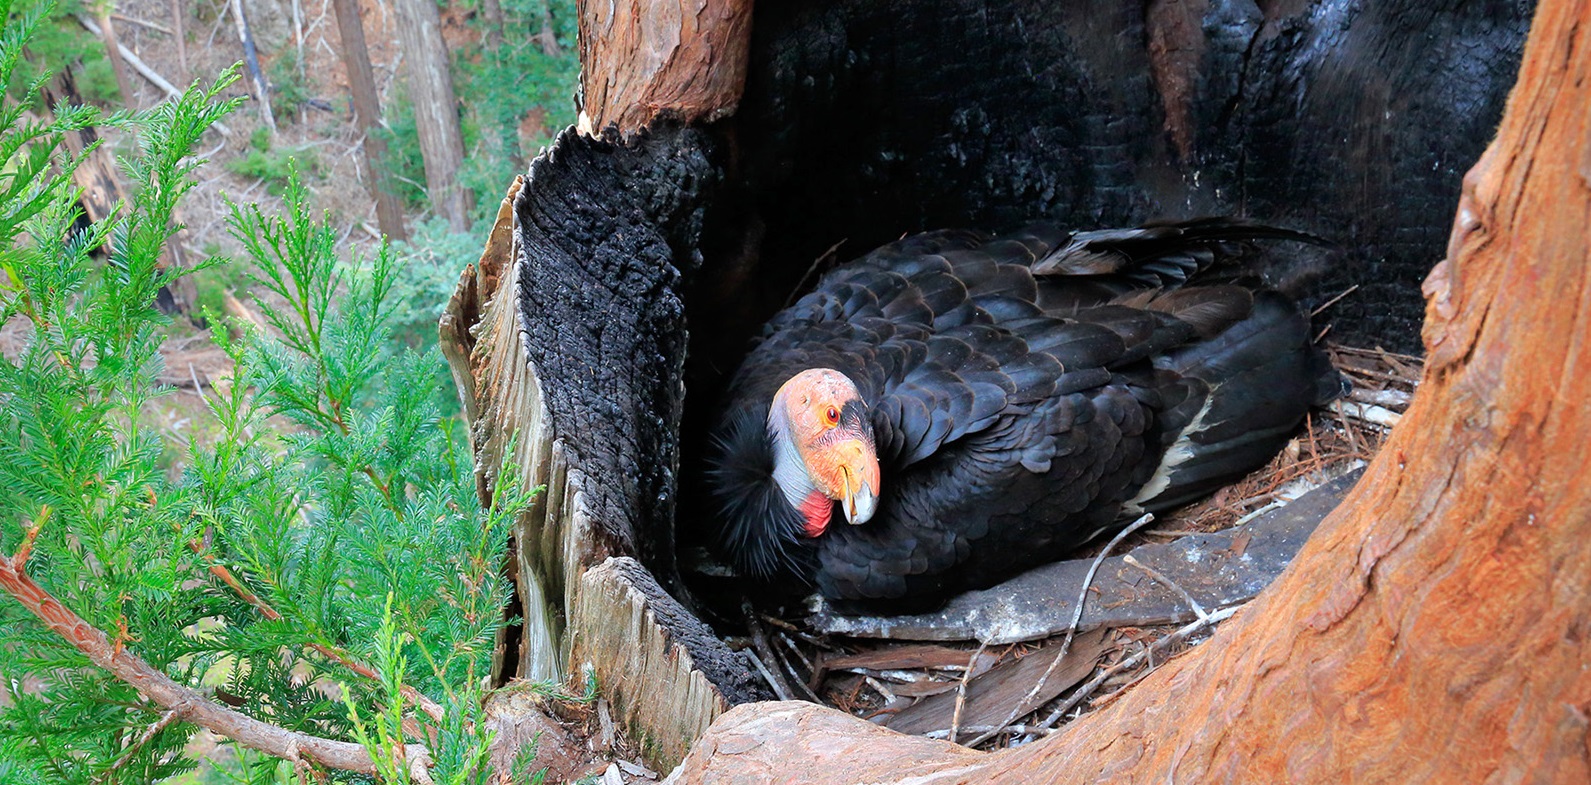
[708,218,1343,610]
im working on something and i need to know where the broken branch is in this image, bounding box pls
[10,505,49,568]
[1037,605,1241,729]
[73,15,234,136]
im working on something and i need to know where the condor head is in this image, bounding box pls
[766,368,881,537]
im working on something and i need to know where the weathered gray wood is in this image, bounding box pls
[442,129,772,774]
[811,468,1364,643]
[884,629,1111,737]
[570,558,763,770]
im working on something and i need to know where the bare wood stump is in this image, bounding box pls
[442,128,771,773]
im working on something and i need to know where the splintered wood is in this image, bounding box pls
[739,343,1418,750]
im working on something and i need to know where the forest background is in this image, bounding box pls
[1,0,582,781]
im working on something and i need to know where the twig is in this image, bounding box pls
[94,704,190,783]
[1084,664,1156,712]
[1331,344,1424,364]
[782,238,848,308]
[9,506,50,568]
[1310,284,1360,317]
[744,602,798,700]
[1122,554,1207,621]
[73,15,234,136]
[770,634,823,703]
[864,676,897,705]
[0,553,430,778]
[1036,605,1240,729]
[1335,399,1363,455]
[746,649,790,701]
[1333,400,1403,430]
[947,641,987,744]
[113,13,174,34]
[924,724,1052,740]
[964,513,1156,747]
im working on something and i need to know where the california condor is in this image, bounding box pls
[708,220,1346,612]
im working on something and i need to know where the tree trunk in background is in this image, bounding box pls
[95,12,134,107]
[535,0,560,57]
[667,0,1591,780]
[481,0,504,51]
[393,0,472,233]
[330,0,408,242]
[229,0,275,133]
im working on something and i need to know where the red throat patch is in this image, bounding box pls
[799,490,833,537]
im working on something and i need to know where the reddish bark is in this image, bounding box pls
[576,0,752,135]
[331,0,409,242]
[668,0,1591,780]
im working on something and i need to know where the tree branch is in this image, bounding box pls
[0,552,431,780]
[186,537,446,723]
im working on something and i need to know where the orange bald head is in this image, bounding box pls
[768,369,881,536]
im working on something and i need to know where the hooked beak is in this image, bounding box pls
[838,448,880,525]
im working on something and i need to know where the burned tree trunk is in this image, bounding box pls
[668,0,1591,779]
[441,127,771,772]
[449,0,1537,776]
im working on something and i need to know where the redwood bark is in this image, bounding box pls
[330,0,409,241]
[393,0,472,232]
[668,0,1591,780]
[95,12,135,107]
[576,0,752,135]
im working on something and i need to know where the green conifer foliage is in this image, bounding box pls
[0,4,530,781]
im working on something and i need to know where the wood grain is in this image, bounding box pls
[576,0,753,135]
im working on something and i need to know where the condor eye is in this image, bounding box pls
[823,405,841,426]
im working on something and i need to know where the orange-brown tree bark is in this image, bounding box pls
[667,0,1591,780]
[576,0,752,135]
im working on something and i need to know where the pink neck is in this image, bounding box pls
[799,490,832,537]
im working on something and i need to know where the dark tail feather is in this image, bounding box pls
[1134,291,1346,512]
[1029,217,1337,287]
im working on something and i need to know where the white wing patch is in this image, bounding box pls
[1123,389,1218,514]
